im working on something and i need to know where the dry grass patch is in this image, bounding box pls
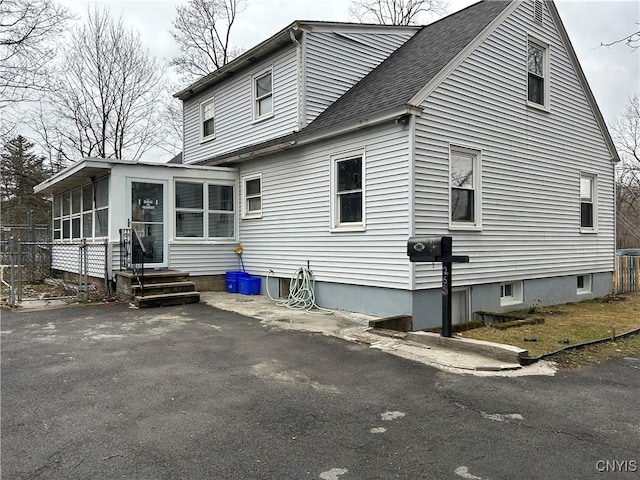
[458,292,640,358]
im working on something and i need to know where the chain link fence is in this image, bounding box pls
[1,238,112,307]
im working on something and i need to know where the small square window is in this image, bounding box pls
[201,97,215,140]
[253,69,273,120]
[242,175,262,218]
[500,281,523,306]
[577,274,592,294]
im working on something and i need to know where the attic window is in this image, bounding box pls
[253,68,273,121]
[534,0,543,24]
[527,37,549,110]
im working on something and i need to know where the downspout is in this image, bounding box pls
[289,29,303,131]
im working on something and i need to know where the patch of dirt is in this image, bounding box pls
[458,292,640,365]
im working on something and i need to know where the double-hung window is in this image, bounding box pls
[242,174,262,218]
[450,146,481,228]
[200,97,215,141]
[331,152,365,230]
[527,37,549,109]
[253,68,273,120]
[580,173,596,230]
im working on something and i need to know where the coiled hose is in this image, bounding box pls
[266,267,333,314]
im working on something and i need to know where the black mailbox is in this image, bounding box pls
[407,236,452,262]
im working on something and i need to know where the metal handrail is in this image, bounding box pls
[119,228,146,296]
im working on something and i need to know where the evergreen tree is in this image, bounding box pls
[0,135,50,225]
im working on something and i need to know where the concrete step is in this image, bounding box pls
[118,270,190,285]
[134,291,201,308]
[132,281,196,296]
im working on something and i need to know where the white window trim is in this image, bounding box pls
[577,274,592,295]
[526,35,550,112]
[200,96,215,143]
[580,172,598,233]
[242,173,262,219]
[500,280,523,306]
[174,179,237,240]
[175,180,205,239]
[449,144,482,231]
[330,149,366,232]
[252,66,274,123]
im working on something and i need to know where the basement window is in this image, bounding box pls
[500,281,523,306]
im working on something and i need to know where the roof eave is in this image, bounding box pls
[174,22,303,101]
[206,104,422,166]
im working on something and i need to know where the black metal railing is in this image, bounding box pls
[119,228,146,296]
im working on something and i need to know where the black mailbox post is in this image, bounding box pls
[407,236,469,337]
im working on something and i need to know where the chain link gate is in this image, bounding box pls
[1,238,111,307]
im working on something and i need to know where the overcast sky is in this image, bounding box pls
[58,0,639,161]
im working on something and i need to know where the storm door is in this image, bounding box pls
[129,180,166,266]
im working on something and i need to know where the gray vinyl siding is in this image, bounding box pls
[304,31,415,125]
[182,47,299,164]
[413,0,615,289]
[169,242,240,274]
[237,123,411,289]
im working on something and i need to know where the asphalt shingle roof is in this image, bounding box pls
[299,0,512,137]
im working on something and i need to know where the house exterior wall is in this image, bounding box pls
[182,46,300,164]
[412,0,615,297]
[236,121,412,291]
[304,29,416,125]
[182,26,416,165]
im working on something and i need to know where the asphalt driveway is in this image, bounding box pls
[1,302,638,479]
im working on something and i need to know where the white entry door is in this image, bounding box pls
[129,180,167,267]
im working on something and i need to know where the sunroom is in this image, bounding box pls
[34,158,242,293]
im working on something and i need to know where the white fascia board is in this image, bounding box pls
[408,0,522,108]
[33,158,113,194]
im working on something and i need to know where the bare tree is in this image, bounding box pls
[37,7,167,163]
[349,0,447,25]
[170,0,246,83]
[601,24,639,51]
[0,0,71,107]
[611,94,640,247]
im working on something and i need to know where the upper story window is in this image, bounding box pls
[253,68,273,121]
[331,151,365,231]
[200,97,215,141]
[527,37,549,110]
[580,173,597,231]
[450,146,481,229]
[242,174,262,218]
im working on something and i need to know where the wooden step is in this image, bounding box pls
[134,291,201,308]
